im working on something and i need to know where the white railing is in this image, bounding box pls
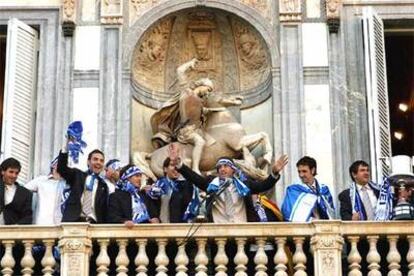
[0,220,413,275]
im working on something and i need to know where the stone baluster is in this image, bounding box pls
[387,235,401,276]
[96,239,110,276]
[41,240,56,276]
[1,240,15,276]
[347,236,362,276]
[115,239,129,275]
[366,236,381,276]
[135,239,149,276]
[407,236,414,276]
[234,238,248,276]
[194,238,209,276]
[21,240,35,276]
[155,238,169,276]
[292,237,307,276]
[274,237,288,276]
[254,237,268,275]
[175,239,189,276]
[214,238,228,276]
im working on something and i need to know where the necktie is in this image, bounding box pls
[361,186,375,220]
[223,180,235,220]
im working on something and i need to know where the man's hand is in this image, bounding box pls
[149,218,160,223]
[352,212,360,221]
[272,154,288,174]
[124,220,135,229]
[168,143,180,165]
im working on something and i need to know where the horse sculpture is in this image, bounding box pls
[133,91,273,181]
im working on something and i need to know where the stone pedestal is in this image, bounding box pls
[58,223,92,276]
[311,221,344,276]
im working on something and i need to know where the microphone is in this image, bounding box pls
[210,178,233,206]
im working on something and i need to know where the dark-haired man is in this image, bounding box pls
[168,144,288,223]
[57,138,108,223]
[282,156,335,222]
[0,158,32,224]
[338,160,380,221]
[148,157,197,223]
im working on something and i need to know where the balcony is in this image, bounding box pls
[0,220,413,275]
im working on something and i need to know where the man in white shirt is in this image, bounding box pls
[0,158,32,225]
[25,158,68,225]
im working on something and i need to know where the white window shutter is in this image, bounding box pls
[1,18,38,183]
[362,7,392,183]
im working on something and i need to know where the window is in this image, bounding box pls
[0,19,38,182]
[384,22,414,157]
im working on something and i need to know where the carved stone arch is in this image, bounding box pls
[123,0,279,69]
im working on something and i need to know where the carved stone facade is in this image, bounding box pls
[131,9,271,108]
[62,0,76,36]
[240,0,272,21]
[279,0,301,22]
[101,0,123,24]
[129,0,164,26]
[326,0,342,33]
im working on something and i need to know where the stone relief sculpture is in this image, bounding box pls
[186,11,217,71]
[279,0,301,22]
[280,0,300,12]
[132,17,173,91]
[232,19,270,90]
[134,59,273,180]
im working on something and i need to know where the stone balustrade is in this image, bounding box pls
[0,221,413,275]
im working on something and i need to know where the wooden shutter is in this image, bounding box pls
[362,7,392,183]
[1,18,38,183]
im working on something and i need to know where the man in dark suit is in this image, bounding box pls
[107,164,159,226]
[57,139,108,223]
[338,160,379,221]
[0,158,32,225]
[148,157,196,223]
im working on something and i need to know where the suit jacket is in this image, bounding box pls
[107,189,158,223]
[0,180,32,224]
[178,164,280,222]
[57,151,108,223]
[338,184,379,220]
[152,179,194,223]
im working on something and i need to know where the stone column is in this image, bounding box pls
[58,223,92,276]
[310,221,344,276]
[279,0,304,184]
[99,0,123,158]
[326,0,351,195]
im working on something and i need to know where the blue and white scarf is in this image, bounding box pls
[66,121,87,164]
[349,179,393,221]
[281,181,335,222]
[375,177,393,221]
[60,185,71,215]
[121,181,150,223]
[207,177,250,197]
[149,177,201,222]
